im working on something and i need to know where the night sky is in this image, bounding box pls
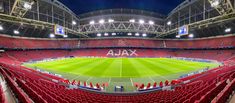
[58,0,185,15]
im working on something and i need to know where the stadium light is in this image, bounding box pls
[99,19,105,24]
[167,21,172,25]
[97,33,101,37]
[127,33,132,36]
[23,2,32,10]
[139,20,145,24]
[0,25,3,31]
[142,33,147,37]
[104,33,109,36]
[72,21,77,25]
[108,19,114,23]
[63,35,68,38]
[112,33,116,36]
[89,20,95,25]
[225,28,231,33]
[211,0,220,7]
[13,30,19,34]
[50,34,55,38]
[176,35,180,38]
[149,21,154,25]
[188,34,194,38]
[135,33,140,36]
[129,19,135,23]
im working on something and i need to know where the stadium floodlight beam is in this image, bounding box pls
[167,21,172,25]
[142,33,147,37]
[149,21,154,25]
[99,19,105,24]
[135,33,140,36]
[13,30,19,34]
[108,19,114,23]
[112,33,116,36]
[211,0,220,7]
[188,34,194,38]
[129,19,135,23]
[72,21,77,25]
[97,33,101,37]
[0,25,3,31]
[127,33,132,36]
[89,20,95,25]
[50,34,55,38]
[23,2,32,10]
[139,20,145,24]
[225,28,231,33]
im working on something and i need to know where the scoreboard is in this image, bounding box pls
[178,25,189,36]
[54,24,65,36]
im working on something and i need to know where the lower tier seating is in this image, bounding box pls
[0,49,234,102]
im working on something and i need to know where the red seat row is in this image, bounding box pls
[0,62,234,103]
[0,34,235,49]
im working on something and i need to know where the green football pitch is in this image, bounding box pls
[23,57,220,92]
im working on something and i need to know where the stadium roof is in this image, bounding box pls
[58,0,185,15]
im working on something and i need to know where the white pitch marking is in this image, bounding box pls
[86,77,93,82]
[149,76,155,82]
[108,78,111,84]
[130,78,134,86]
[71,75,81,80]
[120,59,122,77]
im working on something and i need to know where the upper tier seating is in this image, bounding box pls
[0,34,235,49]
[2,49,235,63]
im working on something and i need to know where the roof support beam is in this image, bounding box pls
[0,13,89,38]
[10,0,36,17]
[208,0,235,15]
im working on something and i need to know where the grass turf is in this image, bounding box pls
[23,57,219,92]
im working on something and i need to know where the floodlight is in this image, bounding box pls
[108,19,114,23]
[142,33,147,37]
[99,19,105,24]
[225,28,231,33]
[127,33,132,36]
[129,19,135,23]
[176,35,180,38]
[149,21,154,25]
[104,33,109,36]
[211,0,219,7]
[50,34,55,38]
[97,33,101,37]
[167,21,172,25]
[63,35,68,38]
[139,20,145,24]
[89,21,95,25]
[0,25,3,31]
[23,2,32,10]
[188,34,194,38]
[72,21,77,25]
[112,33,116,36]
[14,30,19,34]
[135,33,140,36]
